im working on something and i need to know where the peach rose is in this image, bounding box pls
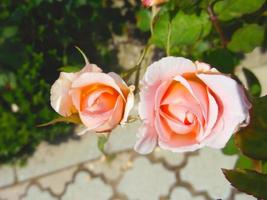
[135,57,251,154]
[50,60,134,132]
[142,0,167,7]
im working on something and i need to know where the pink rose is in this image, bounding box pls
[141,0,167,7]
[135,57,251,154]
[50,61,134,132]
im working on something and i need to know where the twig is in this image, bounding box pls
[134,44,151,94]
[207,4,227,48]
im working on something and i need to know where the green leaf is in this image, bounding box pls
[235,96,267,161]
[37,114,82,127]
[171,11,211,47]
[1,26,18,39]
[235,154,253,169]
[222,137,239,155]
[242,68,262,97]
[97,135,108,154]
[203,49,239,73]
[228,24,265,53]
[151,11,211,53]
[58,66,81,73]
[151,12,170,49]
[214,0,266,21]
[223,169,267,199]
[136,9,151,32]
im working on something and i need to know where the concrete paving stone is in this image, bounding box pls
[117,41,142,70]
[62,171,113,200]
[234,193,257,200]
[85,152,132,181]
[237,48,267,69]
[170,187,206,200]
[38,166,77,195]
[153,147,185,167]
[21,185,56,200]
[0,166,15,187]
[106,121,140,153]
[15,132,101,181]
[180,148,237,199]
[0,182,28,200]
[118,157,176,200]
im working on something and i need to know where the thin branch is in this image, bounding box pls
[207,4,227,48]
[134,44,151,94]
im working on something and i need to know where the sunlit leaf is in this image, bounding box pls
[228,24,264,53]
[222,136,239,155]
[214,0,265,21]
[235,154,253,169]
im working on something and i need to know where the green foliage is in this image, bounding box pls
[223,169,267,199]
[203,49,239,73]
[235,155,253,170]
[97,135,109,154]
[235,96,267,161]
[151,10,211,55]
[170,11,211,46]
[151,12,170,49]
[242,68,262,97]
[0,0,138,163]
[0,52,72,163]
[136,9,151,32]
[214,0,266,21]
[228,24,265,53]
[222,137,239,155]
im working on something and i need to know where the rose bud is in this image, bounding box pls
[50,59,134,132]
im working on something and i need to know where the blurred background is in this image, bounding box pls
[0,0,267,200]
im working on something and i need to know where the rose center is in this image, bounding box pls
[80,84,118,114]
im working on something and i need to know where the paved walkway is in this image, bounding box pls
[1,48,266,200]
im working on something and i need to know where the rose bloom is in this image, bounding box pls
[142,0,167,7]
[135,57,251,154]
[50,62,134,132]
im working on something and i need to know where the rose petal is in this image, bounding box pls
[79,109,113,130]
[158,139,204,153]
[50,72,77,117]
[93,95,124,132]
[79,63,102,74]
[72,72,125,101]
[139,57,197,124]
[134,124,157,154]
[143,57,196,86]
[197,73,251,148]
[120,85,135,125]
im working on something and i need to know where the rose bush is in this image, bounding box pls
[135,57,251,154]
[51,60,134,132]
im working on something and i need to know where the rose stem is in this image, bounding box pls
[207,3,227,48]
